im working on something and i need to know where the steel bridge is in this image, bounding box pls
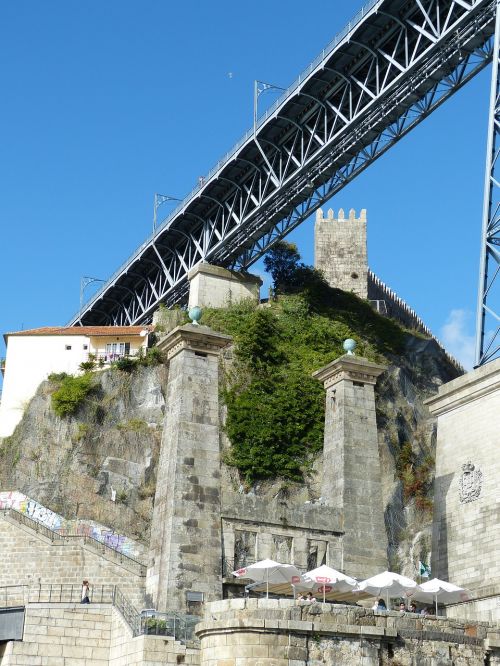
[70,0,500,366]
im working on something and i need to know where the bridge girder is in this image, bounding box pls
[71,0,496,332]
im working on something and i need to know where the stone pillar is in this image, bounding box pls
[312,354,388,578]
[188,263,262,309]
[314,207,368,298]
[426,358,500,610]
[146,324,232,612]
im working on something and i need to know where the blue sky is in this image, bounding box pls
[0,1,491,371]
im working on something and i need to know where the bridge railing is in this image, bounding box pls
[1,508,147,575]
[74,0,383,319]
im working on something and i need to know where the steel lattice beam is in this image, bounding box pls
[476,0,500,365]
[69,0,496,330]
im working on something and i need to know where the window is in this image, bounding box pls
[105,342,131,359]
[65,345,72,351]
[83,344,88,351]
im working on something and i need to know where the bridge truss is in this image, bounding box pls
[71,0,498,363]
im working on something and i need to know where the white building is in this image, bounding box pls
[0,326,153,438]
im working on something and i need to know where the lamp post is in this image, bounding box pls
[253,80,285,135]
[153,193,182,232]
[79,276,105,323]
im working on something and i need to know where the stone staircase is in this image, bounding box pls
[0,507,147,611]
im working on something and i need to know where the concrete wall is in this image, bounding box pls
[0,334,87,437]
[427,359,500,597]
[187,263,262,309]
[314,207,368,298]
[196,598,500,665]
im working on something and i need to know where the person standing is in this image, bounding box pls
[81,580,90,604]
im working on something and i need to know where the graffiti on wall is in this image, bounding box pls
[0,491,143,558]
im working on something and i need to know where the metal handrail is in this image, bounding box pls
[1,508,66,542]
[28,583,115,604]
[113,586,141,636]
[0,585,28,608]
[74,0,383,318]
[0,581,199,644]
[2,508,147,574]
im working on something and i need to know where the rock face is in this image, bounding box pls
[0,331,460,572]
[0,365,167,544]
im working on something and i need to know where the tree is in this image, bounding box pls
[263,242,301,293]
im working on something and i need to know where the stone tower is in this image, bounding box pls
[146,323,231,612]
[313,353,388,578]
[314,207,368,298]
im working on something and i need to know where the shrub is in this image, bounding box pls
[138,346,164,367]
[47,372,69,383]
[113,356,138,373]
[117,418,148,432]
[79,360,96,372]
[51,373,95,417]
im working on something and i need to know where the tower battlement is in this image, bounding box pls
[314,207,368,298]
[315,207,367,223]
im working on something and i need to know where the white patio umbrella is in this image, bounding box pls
[232,559,304,598]
[302,565,357,603]
[412,578,471,615]
[356,571,418,609]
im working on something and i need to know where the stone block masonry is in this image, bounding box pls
[196,599,500,665]
[426,357,500,622]
[313,354,388,578]
[0,603,200,665]
[147,324,232,612]
[0,513,146,610]
[188,263,262,309]
[314,207,368,298]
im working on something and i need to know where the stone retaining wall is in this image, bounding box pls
[196,598,500,665]
[0,512,146,610]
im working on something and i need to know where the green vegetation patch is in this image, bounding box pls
[51,373,96,418]
[202,246,407,483]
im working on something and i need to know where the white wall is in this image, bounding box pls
[0,334,88,437]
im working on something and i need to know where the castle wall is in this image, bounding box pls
[426,358,500,618]
[314,208,367,298]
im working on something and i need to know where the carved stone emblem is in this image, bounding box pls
[459,461,483,504]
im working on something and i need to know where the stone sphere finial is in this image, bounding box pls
[188,305,203,326]
[343,338,357,355]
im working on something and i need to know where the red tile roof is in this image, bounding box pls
[7,326,154,337]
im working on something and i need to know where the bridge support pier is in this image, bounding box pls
[146,323,232,612]
[188,263,262,310]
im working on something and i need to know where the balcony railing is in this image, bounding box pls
[84,350,142,365]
